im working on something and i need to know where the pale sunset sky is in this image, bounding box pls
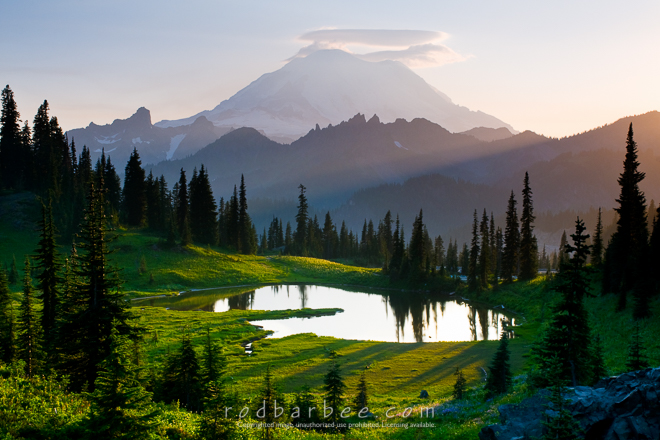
[1,0,658,138]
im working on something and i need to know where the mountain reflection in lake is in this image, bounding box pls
[142,285,514,343]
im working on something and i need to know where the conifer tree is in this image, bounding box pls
[293,385,318,427]
[121,148,147,226]
[33,197,60,352]
[0,268,15,363]
[485,332,512,397]
[495,227,503,283]
[603,124,650,312]
[519,172,538,280]
[533,218,594,387]
[591,208,604,267]
[0,85,25,188]
[322,212,337,259]
[201,327,225,385]
[541,356,582,440]
[354,370,369,412]
[460,243,470,277]
[189,165,218,245]
[86,322,157,438]
[238,175,255,254]
[479,209,490,288]
[625,323,649,371]
[65,179,134,390]
[502,191,520,283]
[408,209,427,282]
[295,184,309,255]
[176,168,191,245]
[558,231,569,269]
[452,368,467,400]
[198,378,235,440]
[468,210,480,290]
[17,258,42,378]
[284,222,293,254]
[323,361,346,429]
[259,364,278,440]
[174,335,202,411]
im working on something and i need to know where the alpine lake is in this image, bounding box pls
[134,284,516,344]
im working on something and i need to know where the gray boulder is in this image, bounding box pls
[479,367,660,440]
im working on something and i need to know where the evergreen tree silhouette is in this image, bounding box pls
[468,210,480,291]
[603,123,650,316]
[452,368,467,400]
[502,191,520,283]
[33,197,60,359]
[485,332,512,397]
[625,323,649,371]
[533,218,594,387]
[323,361,346,430]
[17,258,42,378]
[121,148,146,226]
[591,208,604,267]
[295,184,309,255]
[87,321,157,439]
[519,172,538,280]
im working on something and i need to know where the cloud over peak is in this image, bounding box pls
[289,28,466,68]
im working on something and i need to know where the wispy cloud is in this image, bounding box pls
[288,29,466,68]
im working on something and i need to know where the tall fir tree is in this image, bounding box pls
[17,258,42,377]
[323,361,346,429]
[502,191,520,283]
[479,209,490,288]
[468,210,480,290]
[33,197,60,355]
[603,124,650,315]
[176,169,192,246]
[65,179,134,390]
[519,172,538,280]
[625,323,649,371]
[86,322,157,438]
[295,184,309,255]
[238,174,255,254]
[533,218,594,387]
[408,209,427,282]
[0,85,27,188]
[485,332,512,397]
[541,356,582,440]
[258,365,279,440]
[591,208,604,267]
[189,165,218,246]
[121,148,147,227]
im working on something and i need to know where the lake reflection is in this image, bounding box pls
[210,285,514,343]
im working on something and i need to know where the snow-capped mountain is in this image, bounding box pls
[156,49,514,142]
[66,107,232,167]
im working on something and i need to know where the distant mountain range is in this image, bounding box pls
[155,50,515,142]
[148,111,660,246]
[66,108,233,166]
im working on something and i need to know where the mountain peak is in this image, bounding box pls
[124,107,152,128]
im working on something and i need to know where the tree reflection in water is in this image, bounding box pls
[139,285,515,343]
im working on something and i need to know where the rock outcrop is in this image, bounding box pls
[479,367,660,440]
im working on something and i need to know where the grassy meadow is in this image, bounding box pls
[1,191,659,439]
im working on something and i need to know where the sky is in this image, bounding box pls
[1,0,659,138]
